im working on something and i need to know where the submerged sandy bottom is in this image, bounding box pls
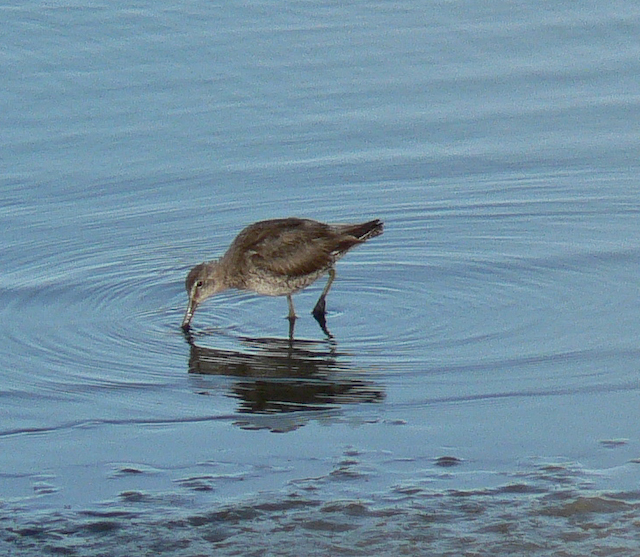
[4,461,640,557]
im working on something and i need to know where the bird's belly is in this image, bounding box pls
[244,270,328,296]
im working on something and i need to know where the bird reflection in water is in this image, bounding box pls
[184,331,384,420]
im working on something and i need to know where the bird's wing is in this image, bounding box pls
[227,218,365,278]
[247,227,336,277]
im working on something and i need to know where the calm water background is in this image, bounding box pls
[2,1,640,555]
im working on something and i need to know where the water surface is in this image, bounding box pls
[2,1,640,555]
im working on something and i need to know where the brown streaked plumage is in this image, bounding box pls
[181,217,383,334]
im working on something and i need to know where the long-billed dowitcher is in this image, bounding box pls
[181,217,383,334]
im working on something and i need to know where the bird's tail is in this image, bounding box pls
[343,219,384,241]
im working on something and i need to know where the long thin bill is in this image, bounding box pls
[181,299,197,329]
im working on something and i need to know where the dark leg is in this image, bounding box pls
[312,269,335,337]
[313,311,333,338]
[312,268,335,318]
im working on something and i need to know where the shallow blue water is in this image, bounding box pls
[2,1,640,555]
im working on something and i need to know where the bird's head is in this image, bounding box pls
[181,261,226,329]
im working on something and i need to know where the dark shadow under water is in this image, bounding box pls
[184,331,385,415]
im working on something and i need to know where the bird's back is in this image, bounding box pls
[222,218,382,291]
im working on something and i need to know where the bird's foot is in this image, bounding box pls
[312,306,332,338]
[312,298,326,318]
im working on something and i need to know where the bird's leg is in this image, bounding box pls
[287,294,297,320]
[312,268,335,318]
[286,294,297,339]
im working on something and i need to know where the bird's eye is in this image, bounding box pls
[196,280,204,288]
